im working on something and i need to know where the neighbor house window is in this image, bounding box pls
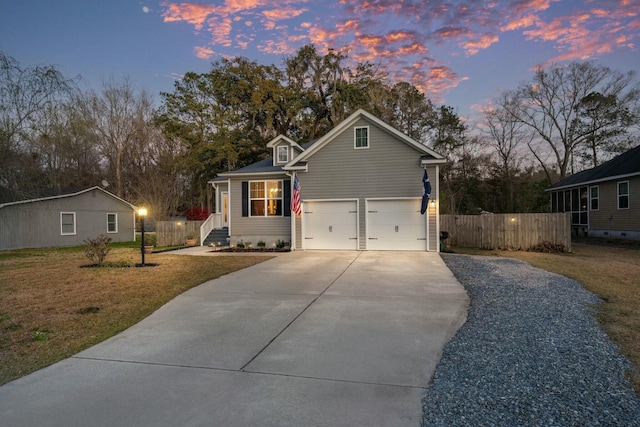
[250,180,283,216]
[61,212,76,235]
[354,126,369,149]
[277,146,288,163]
[590,186,599,210]
[618,181,629,209]
[107,213,118,233]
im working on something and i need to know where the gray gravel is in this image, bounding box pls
[422,254,640,427]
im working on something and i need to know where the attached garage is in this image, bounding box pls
[303,200,358,250]
[366,198,426,251]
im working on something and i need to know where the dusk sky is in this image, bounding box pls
[1,0,639,122]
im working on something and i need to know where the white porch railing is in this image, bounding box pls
[200,213,222,246]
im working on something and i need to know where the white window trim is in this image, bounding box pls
[589,186,599,211]
[354,126,369,149]
[60,212,76,235]
[107,213,118,233]
[618,181,630,210]
[276,145,288,163]
[249,180,284,217]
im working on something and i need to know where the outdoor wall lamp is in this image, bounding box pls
[138,208,148,266]
[430,200,436,208]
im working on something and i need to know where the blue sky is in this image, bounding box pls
[1,0,638,122]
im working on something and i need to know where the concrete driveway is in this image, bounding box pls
[0,251,468,427]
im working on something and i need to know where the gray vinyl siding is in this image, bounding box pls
[589,176,640,234]
[228,174,292,246]
[0,189,135,250]
[298,117,438,250]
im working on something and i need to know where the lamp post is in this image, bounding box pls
[138,208,148,266]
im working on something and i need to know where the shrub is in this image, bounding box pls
[257,240,266,249]
[528,241,569,254]
[143,234,156,246]
[184,207,210,220]
[275,239,286,249]
[83,234,112,266]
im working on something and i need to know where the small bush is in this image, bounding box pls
[528,241,569,253]
[257,240,266,249]
[83,234,112,265]
[143,234,156,246]
[275,239,286,249]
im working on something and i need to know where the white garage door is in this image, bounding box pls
[366,199,426,251]
[304,200,358,250]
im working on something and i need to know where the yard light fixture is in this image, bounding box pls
[139,208,148,266]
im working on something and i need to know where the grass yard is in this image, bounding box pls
[0,246,271,386]
[452,240,640,394]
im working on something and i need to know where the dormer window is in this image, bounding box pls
[354,126,369,149]
[277,145,289,163]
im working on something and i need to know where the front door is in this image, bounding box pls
[222,192,229,227]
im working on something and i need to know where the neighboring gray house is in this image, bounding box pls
[0,187,136,250]
[546,144,640,240]
[208,109,446,251]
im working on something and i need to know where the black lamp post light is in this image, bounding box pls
[138,208,147,266]
[136,208,158,267]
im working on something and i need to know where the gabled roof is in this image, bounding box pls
[0,186,137,210]
[547,145,640,191]
[217,141,315,178]
[285,109,446,170]
[266,135,303,151]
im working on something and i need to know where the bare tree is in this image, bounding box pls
[0,51,77,199]
[80,77,154,198]
[482,96,534,211]
[503,62,639,182]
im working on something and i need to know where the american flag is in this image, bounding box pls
[291,175,302,216]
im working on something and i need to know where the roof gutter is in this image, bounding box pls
[545,171,640,192]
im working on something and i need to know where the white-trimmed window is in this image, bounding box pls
[61,212,76,235]
[590,186,599,210]
[277,146,288,163]
[250,180,283,216]
[354,126,369,149]
[618,181,629,209]
[107,213,118,233]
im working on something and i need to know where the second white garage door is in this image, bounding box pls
[366,199,426,251]
[303,200,358,250]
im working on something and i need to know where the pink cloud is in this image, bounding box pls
[463,33,499,56]
[194,46,215,59]
[163,3,217,30]
[161,0,638,105]
[434,27,473,40]
[262,7,306,21]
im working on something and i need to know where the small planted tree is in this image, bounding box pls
[83,234,112,266]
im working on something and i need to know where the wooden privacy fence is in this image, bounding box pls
[440,213,571,251]
[156,220,203,247]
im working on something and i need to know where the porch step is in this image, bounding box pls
[204,227,229,247]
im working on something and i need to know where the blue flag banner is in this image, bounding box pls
[421,168,431,215]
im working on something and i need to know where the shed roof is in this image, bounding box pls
[0,187,137,210]
[547,145,640,191]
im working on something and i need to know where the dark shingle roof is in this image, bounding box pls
[547,145,640,190]
[223,158,284,175]
[217,140,317,177]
